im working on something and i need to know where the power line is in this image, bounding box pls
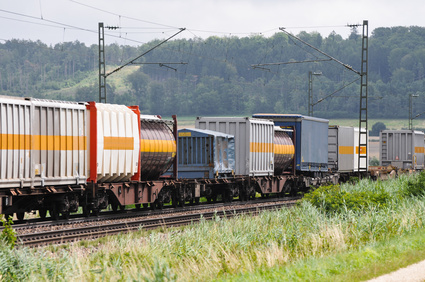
[68,0,179,29]
[279,27,361,75]
[0,9,169,45]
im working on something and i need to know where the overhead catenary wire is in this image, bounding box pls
[0,9,181,46]
[252,58,332,68]
[105,28,186,78]
[312,77,361,106]
[68,0,179,29]
[279,27,361,76]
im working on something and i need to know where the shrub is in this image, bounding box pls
[1,215,16,248]
[404,171,425,197]
[303,184,391,214]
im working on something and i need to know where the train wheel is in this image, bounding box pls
[195,198,200,204]
[4,214,13,221]
[157,202,164,209]
[135,204,141,210]
[171,196,178,208]
[111,203,118,212]
[16,212,25,221]
[39,208,47,219]
[82,205,90,217]
[62,211,70,220]
[143,203,149,209]
[241,193,248,201]
[92,208,100,217]
[225,191,233,203]
[49,205,60,220]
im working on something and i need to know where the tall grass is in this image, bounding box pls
[2,172,425,281]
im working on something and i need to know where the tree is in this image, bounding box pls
[371,122,387,136]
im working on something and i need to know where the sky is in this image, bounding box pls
[1,0,424,46]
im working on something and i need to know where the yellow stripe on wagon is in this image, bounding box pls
[104,137,134,150]
[356,146,367,154]
[339,146,354,155]
[140,139,176,153]
[0,134,87,150]
[274,144,295,155]
[250,142,273,153]
[415,147,425,154]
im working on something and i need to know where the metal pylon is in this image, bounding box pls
[358,20,368,172]
[98,22,106,103]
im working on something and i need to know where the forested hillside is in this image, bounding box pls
[1,26,425,118]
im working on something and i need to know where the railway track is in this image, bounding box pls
[12,198,299,247]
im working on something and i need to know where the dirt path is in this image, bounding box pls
[367,260,425,281]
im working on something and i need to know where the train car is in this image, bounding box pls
[328,126,368,180]
[0,97,88,220]
[379,130,424,170]
[94,111,177,212]
[0,97,178,220]
[252,114,329,175]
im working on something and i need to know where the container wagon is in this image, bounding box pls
[380,130,424,170]
[328,126,368,180]
[252,114,329,175]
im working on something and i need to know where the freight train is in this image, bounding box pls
[0,95,406,221]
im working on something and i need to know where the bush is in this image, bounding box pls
[371,122,386,136]
[369,156,379,166]
[303,184,391,213]
[1,215,16,248]
[404,171,425,197]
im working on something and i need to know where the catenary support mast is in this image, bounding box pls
[358,20,369,173]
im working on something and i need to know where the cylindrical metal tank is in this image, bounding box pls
[140,115,176,180]
[274,128,294,175]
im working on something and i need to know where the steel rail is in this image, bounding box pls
[17,200,298,247]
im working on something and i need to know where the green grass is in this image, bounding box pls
[2,173,425,281]
[45,65,140,99]
[229,227,425,281]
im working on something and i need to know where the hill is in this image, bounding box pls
[1,26,425,119]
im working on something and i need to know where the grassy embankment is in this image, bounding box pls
[2,172,425,280]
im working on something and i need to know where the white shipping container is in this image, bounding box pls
[195,117,274,176]
[0,96,88,188]
[328,126,368,173]
[88,103,140,182]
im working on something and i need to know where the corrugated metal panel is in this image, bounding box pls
[0,97,88,188]
[253,114,328,172]
[195,117,274,176]
[338,126,355,172]
[93,103,140,182]
[380,130,424,169]
[177,128,235,178]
